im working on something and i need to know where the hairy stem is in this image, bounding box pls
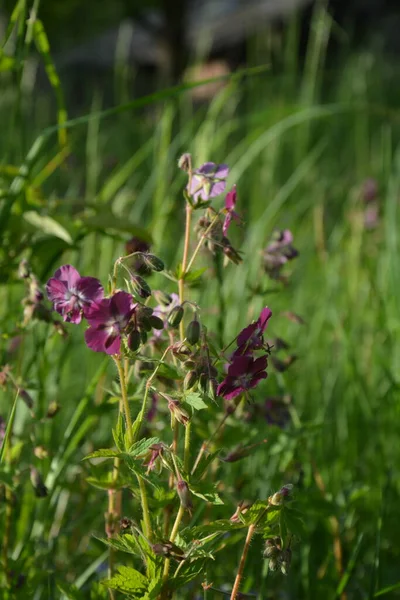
[178,203,193,338]
[114,357,133,445]
[230,524,256,600]
[185,212,220,274]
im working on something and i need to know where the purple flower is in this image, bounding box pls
[188,162,229,203]
[234,307,272,356]
[152,292,180,338]
[223,185,241,236]
[46,265,103,324]
[263,230,298,280]
[217,355,268,400]
[84,291,136,355]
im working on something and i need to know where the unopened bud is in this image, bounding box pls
[198,373,208,394]
[178,153,192,172]
[263,537,281,559]
[149,315,164,330]
[269,484,293,506]
[30,467,48,498]
[171,342,191,360]
[280,548,292,575]
[184,370,198,390]
[222,238,242,265]
[230,500,253,523]
[176,479,193,512]
[131,275,151,299]
[46,401,61,418]
[128,329,141,352]
[142,254,164,272]
[185,319,200,345]
[168,399,190,426]
[167,305,184,328]
[120,517,133,532]
[18,388,34,410]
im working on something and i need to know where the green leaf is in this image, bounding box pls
[242,502,280,527]
[128,437,162,458]
[190,482,224,505]
[23,211,73,244]
[183,392,208,411]
[0,468,14,489]
[191,450,221,480]
[280,507,306,539]
[94,534,141,557]
[86,473,130,490]
[103,566,148,595]
[189,520,244,538]
[183,267,208,282]
[83,449,121,460]
[112,413,125,452]
[57,582,85,600]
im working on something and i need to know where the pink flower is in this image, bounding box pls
[46,265,103,324]
[188,162,229,203]
[217,355,268,400]
[84,291,136,355]
[223,186,241,236]
[234,307,272,356]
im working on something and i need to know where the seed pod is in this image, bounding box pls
[167,305,184,328]
[149,315,164,330]
[30,467,48,498]
[198,373,208,394]
[176,479,193,512]
[168,399,190,426]
[184,370,198,390]
[152,541,186,561]
[185,319,201,345]
[128,329,141,352]
[142,254,164,272]
[131,275,152,299]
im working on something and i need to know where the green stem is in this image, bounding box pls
[137,475,152,543]
[185,213,220,274]
[183,422,191,474]
[114,357,133,446]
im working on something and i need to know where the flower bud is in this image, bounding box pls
[167,305,184,328]
[149,315,164,330]
[269,484,293,506]
[34,445,48,460]
[185,319,201,345]
[120,516,133,532]
[184,370,198,390]
[176,479,193,512]
[230,500,253,523]
[131,275,151,299]
[168,399,190,426]
[30,467,48,498]
[46,401,61,418]
[198,373,209,394]
[142,254,164,272]
[262,537,281,559]
[153,291,172,306]
[280,548,292,575]
[171,342,191,360]
[128,329,141,352]
[18,259,31,279]
[18,388,34,410]
[178,153,192,172]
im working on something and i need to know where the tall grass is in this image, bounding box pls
[1,3,400,599]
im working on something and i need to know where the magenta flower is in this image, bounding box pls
[223,185,241,236]
[217,355,268,400]
[188,162,229,203]
[84,291,136,355]
[263,230,298,277]
[234,307,272,356]
[46,265,104,324]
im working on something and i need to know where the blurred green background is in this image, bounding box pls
[1,0,400,598]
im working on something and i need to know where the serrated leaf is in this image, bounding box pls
[242,501,280,526]
[128,437,161,458]
[191,450,221,481]
[57,582,85,599]
[103,566,148,595]
[94,534,141,557]
[189,520,244,538]
[86,473,130,490]
[190,482,224,505]
[83,449,121,460]
[23,211,73,244]
[183,392,208,411]
[281,507,306,539]
[113,412,124,452]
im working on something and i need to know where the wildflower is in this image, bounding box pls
[46,265,103,324]
[234,307,272,356]
[222,186,241,236]
[217,355,268,400]
[84,291,136,355]
[143,442,164,472]
[263,230,298,279]
[188,162,229,204]
[269,484,294,506]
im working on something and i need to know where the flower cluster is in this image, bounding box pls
[217,307,272,400]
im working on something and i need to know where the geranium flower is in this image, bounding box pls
[223,186,241,236]
[263,230,298,279]
[217,355,268,400]
[46,265,103,324]
[188,162,229,203]
[234,307,272,356]
[84,291,136,355]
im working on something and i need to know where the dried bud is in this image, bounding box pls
[185,319,201,345]
[167,305,184,328]
[18,259,31,279]
[176,479,193,512]
[230,500,253,523]
[178,153,192,172]
[263,537,281,559]
[128,329,141,352]
[152,540,186,561]
[149,315,164,330]
[34,445,48,460]
[46,402,61,418]
[30,467,48,498]
[120,516,133,532]
[184,370,198,390]
[142,254,164,272]
[168,399,190,426]
[222,238,242,265]
[18,388,34,410]
[269,484,293,506]
[131,275,151,299]
[171,342,191,360]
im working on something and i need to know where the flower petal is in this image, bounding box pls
[258,307,272,333]
[225,186,237,211]
[53,264,81,287]
[85,299,112,327]
[110,291,135,322]
[85,326,108,352]
[76,277,104,305]
[46,278,68,304]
